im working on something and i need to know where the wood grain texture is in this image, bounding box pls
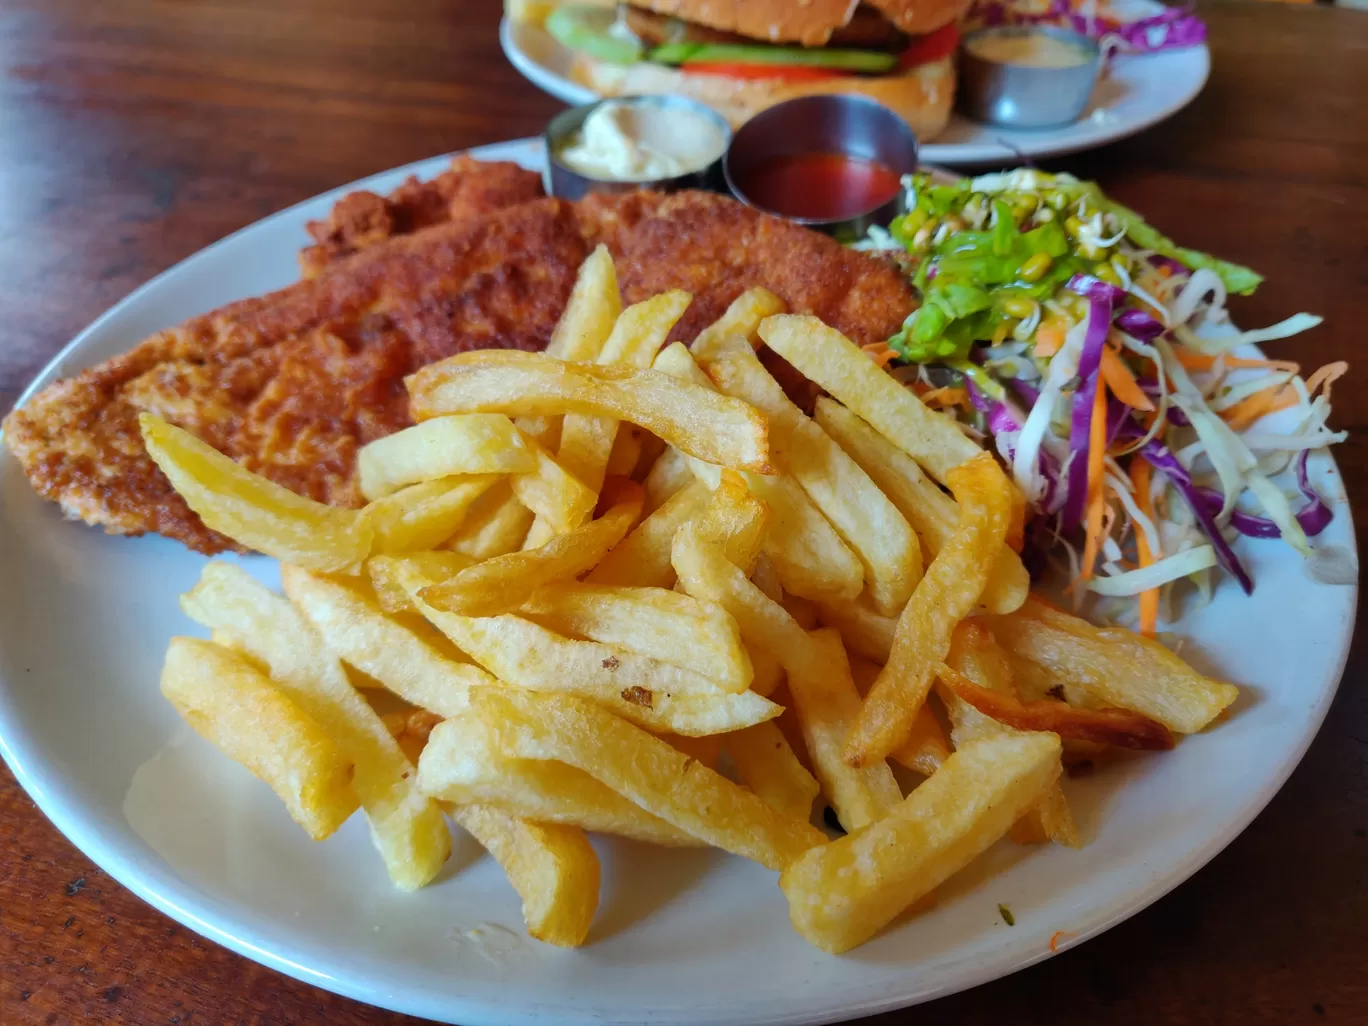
[1,0,1365,1023]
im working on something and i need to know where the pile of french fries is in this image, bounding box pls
[142,245,1239,953]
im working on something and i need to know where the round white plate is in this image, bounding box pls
[499,0,1210,167]
[0,139,1355,1026]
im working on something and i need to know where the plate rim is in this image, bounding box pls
[496,15,1211,167]
[0,139,1356,1026]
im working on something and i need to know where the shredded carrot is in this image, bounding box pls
[1129,458,1160,636]
[920,386,969,410]
[1305,360,1348,402]
[1034,316,1068,357]
[1221,385,1299,431]
[1175,349,1299,375]
[1049,930,1076,953]
[861,342,898,369]
[1079,377,1110,581]
[1100,344,1155,411]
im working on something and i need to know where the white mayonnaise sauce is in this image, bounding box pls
[558,99,725,181]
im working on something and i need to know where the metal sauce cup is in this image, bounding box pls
[544,95,732,200]
[958,27,1102,130]
[723,94,919,241]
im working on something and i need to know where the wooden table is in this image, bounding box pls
[1,0,1364,1022]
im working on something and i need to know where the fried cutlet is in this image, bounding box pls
[3,186,915,554]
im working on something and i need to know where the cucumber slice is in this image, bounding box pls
[546,5,644,65]
[648,42,897,73]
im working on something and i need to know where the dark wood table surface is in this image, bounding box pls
[1,0,1365,1022]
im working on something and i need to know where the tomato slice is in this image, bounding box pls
[680,62,850,83]
[898,22,960,69]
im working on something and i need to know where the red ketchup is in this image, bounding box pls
[733,152,902,221]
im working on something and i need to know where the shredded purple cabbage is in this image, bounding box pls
[1068,273,1128,305]
[969,0,1206,54]
[1060,291,1115,533]
[1189,451,1333,540]
[1114,307,1165,341]
[1147,253,1190,276]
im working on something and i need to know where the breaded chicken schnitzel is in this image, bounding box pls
[3,164,915,554]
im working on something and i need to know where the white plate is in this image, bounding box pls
[499,0,1210,167]
[0,139,1355,1026]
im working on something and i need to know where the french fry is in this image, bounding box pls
[448,805,600,948]
[509,432,597,535]
[180,563,450,889]
[368,551,473,614]
[706,342,921,614]
[751,553,784,602]
[813,398,1028,615]
[815,594,896,664]
[849,655,949,777]
[759,315,981,484]
[691,286,786,363]
[160,637,357,840]
[431,687,826,870]
[409,350,773,473]
[692,470,769,575]
[422,478,643,617]
[586,480,709,588]
[632,432,667,481]
[356,415,534,500]
[140,414,371,572]
[444,482,533,559]
[938,663,1174,750]
[420,716,705,847]
[606,424,646,477]
[545,244,620,360]
[989,597,1239,733]
[393,559,779,734]
[787,630,902,832]
[521,583,752,691]
[664,732,725,770]
[653,343,862,601]
[284,565,497,715]
[596,289,692,367]
[749,644,785,700]
[365,475,500,554]
[941,622,1077,847]
[642,444,694,514]
[780,732,1062,953]
[845,453,1012,768]
[727,721,820,822]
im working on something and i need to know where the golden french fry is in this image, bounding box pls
[408,350,773,473]
[140,414,371,572]
[759,315,981,484]
[653,343,862,601]
[285,565,497,715]
[642,444,695,514]
[181,563,450,888]
[691,286,786,362]
[422,478,643,617]
[606,424,646,477]
[939,663,1174,750]
[521,582,752,691]
[586,479,710,588]
[515,415,561,452]
[632,432,667,481]
[444,482,533,559]
[988,597,1238,733]
[845,453,1012,768]
[727,721,820,822]
[597,290,692,367]
[815,594,896,664]
[383,707,443,762]
[941,622,1077,847]
[431,687,826,870]
[706,343,921,615]
[750,553,784,603]
[448,804,600,948]
[365,475,500,554]
[692,470,769,575]
[546,244,620,361]
[419,715,703,847]
[664,731,725,770]
[813,397,1028,615]
[849,655,949,777]
[509,431,597,535]
[368,551,473,614]
[393,559,779,733]
[161,637,357,840]
[357,415,534,500]
[780,732,1062,953]
[780,592,820,631]
[787,629,902,832]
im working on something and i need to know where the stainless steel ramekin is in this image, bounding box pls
[957,27,1102,130]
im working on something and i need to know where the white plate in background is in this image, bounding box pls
[0,138,1354,1025]
[499,0,1210,168]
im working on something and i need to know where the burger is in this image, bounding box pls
[515,0,969,140]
